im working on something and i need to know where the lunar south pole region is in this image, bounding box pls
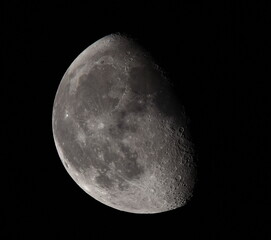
[52,34,196,214]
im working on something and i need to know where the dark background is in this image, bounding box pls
[4,2,270,239]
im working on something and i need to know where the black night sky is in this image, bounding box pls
[4,2,270,239]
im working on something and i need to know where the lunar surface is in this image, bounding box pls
[52,34,196,214]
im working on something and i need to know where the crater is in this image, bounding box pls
[63,161,70,169]
[96,55,114,66]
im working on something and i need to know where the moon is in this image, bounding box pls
[52,34,196,214]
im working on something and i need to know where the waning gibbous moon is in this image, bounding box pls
[52,33,197,214]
